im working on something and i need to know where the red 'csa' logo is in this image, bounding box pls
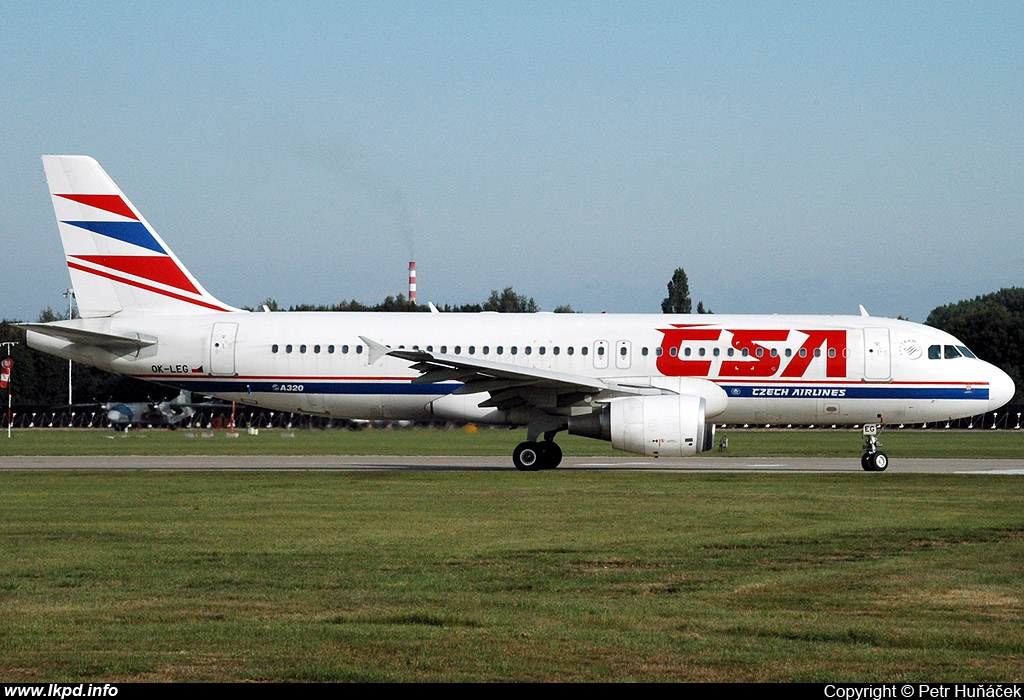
[656,325,848,378]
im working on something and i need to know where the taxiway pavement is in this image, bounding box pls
[2,455,1023,473]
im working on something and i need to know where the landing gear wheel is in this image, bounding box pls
[869,451,888,472]
[513,442,543,471]
[861,451,889,472]
[537,441,562,469]
[513,441,563,470]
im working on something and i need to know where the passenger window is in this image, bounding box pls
[272,344,279,353]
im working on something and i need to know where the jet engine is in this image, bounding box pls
[568,394,715,457]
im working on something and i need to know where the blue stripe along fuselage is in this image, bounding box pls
[142,379,462,396]
[720,385,989,400]
[138,378,990,402]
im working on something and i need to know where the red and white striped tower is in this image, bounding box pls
[408,262,417,304]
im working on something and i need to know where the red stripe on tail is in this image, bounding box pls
[56,194,138,220]
[66,260,232,312]
[70,255,200,294]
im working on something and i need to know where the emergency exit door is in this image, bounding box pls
[210,322,238,376]
[863,327,891,381]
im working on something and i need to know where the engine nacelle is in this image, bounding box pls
[568,394,715,457]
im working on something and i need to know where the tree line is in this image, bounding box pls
[255,286,574,314]
[3,276,1023,406]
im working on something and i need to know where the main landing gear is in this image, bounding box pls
[861,424,888,472]
[512,440,563,471]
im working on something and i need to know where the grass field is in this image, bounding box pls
[1,428,1023,682]
[1,424,1023,458]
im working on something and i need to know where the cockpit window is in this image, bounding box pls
[929,344,972,359]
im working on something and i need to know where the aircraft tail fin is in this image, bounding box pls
[41,155,238,318]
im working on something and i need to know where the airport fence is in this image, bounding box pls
[4,403,1024,432]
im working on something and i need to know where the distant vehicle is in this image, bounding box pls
[20,156,1015,470]
[96,390,206,430]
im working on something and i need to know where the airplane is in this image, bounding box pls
[87,390,211,430]
[18,155,1015,471]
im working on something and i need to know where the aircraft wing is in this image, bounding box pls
[361,336,666,410]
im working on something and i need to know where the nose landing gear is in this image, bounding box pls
[861,424,888,472]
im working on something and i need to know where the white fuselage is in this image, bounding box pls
[27,311,1014,427]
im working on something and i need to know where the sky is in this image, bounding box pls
[2,2,1021,323]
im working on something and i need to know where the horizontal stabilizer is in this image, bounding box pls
[16,322,156,350]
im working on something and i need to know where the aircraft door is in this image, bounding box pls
[615,340,631,369]
[863,328,891,381]
[593,340,609,369]
[210,322,238,376]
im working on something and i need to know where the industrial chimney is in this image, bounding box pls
[408,261,417,305]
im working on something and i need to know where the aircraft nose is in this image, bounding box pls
[987,364,1015,411]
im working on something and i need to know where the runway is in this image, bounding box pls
[2,454,1024,473]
